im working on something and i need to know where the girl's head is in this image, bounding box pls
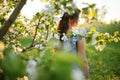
[57,9,81,34]
[69,9,81,27]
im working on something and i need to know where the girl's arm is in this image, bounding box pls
[77,38,90,80]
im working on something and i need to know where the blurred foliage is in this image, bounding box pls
[0,0,120,80]
[35,48,82,80]
[0,47,26,80]
[82,3,98,23]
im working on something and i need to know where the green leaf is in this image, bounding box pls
[78,35,82,40]
[1,53,26,79]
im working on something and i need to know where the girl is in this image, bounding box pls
[57,9,90,80]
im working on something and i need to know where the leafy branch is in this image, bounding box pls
[22,17,41,52]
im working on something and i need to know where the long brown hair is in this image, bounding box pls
[57,9,81,41]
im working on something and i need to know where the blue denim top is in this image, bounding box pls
[62,28,86,71]
[63,35,79,54]
[63,28,86,53]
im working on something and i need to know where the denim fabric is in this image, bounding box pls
[63,29,86,80]
[63,36,78,53]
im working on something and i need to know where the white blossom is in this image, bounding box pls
[40,51,45,57]
[72,29,80,36]
[72,28,86,36]
[91,39,97,45]
[54,33,60,39]
[47,33,53,40]
[95,45,105,51]
[104,32,110,38]
[35,44,39,48]
[41,2,55,16]
[26,59,38,80]
[12,45,17,52]
[66,3,72,7]
[61,33,68,41]
[16,47,23,52]
[91,33,98,45]
[78,29,86,36]
[39,44,44,50]
[35,44,44,50]
[53,16,61,23]
[38,24,42,28]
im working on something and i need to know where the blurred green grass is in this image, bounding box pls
[84,21,120,80]
[86,42,120,80]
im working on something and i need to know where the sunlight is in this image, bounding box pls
[21,0,45,19]
[21,0,120,23]
[78,18,85,24]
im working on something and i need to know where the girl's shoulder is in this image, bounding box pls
[71,27,86,37]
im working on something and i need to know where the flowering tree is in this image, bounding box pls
[0,0,120,80]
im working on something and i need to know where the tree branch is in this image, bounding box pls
[21,20,50,52]
[30,18,41,47]
[45,25,49,40]
[22,17,41,52]
[0,0,27,40]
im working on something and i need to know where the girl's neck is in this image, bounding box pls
[67,26,79,33]
[67,27,72,33]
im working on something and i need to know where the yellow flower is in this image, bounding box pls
[0,68,3,74]
[90,27,96,33]
[17,76,29,80]
[52,48,56,54]
[0,41,5,52]
[0,52,4,59]
[23,76,28,80]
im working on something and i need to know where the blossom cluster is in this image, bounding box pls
[41,2,55,16]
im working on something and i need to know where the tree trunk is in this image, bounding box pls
[0,0,27,40]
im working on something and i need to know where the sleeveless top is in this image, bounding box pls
[63,35,78,53]
[63,28,86,54]
[62,28,86,80]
